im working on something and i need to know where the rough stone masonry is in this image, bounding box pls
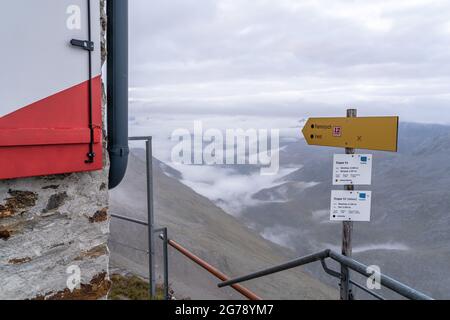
[0,1,111,300]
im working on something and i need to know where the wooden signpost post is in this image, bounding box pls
[302,110,399,300]
[341,109,356,300]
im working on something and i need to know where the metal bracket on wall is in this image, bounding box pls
[70,39,95,51]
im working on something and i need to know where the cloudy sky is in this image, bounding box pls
[128,0,450,123]
[125,0,450,218]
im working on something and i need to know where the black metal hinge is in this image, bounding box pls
[70,37,96,164]
[86,150,96,164]
[70,39,94,51]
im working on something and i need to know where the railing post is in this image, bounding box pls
[146,137,156,299]
[340,108,356,300]
[163,228,170,300]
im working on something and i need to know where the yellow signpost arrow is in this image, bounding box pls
[302,116,399,152]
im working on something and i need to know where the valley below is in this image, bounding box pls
[110,122,450,300]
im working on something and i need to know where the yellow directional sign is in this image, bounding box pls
[302,116,399,152]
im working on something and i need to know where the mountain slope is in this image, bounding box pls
[109,151,337,300]
[240,123,450,299]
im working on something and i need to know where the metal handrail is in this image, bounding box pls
[220,250,331,289]
[320,259,386,300]
[110,213,261,300]
[218,249,433,300]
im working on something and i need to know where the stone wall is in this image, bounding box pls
[0,0,110,300]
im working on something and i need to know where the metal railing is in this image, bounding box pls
[218,249,433,300]
[159,233,261,300]
[111,213,261,300]
[111,136,260,300]
[111,136,433,301]
[125,137,157,298]
[110,213,170,300]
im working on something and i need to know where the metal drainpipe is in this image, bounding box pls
[107,0,130,189]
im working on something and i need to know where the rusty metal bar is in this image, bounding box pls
[160,235,261,300]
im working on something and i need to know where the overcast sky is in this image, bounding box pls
[129,0,450,123]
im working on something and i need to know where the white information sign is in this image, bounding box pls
[333,154,372,186]
[330,190,372,222]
